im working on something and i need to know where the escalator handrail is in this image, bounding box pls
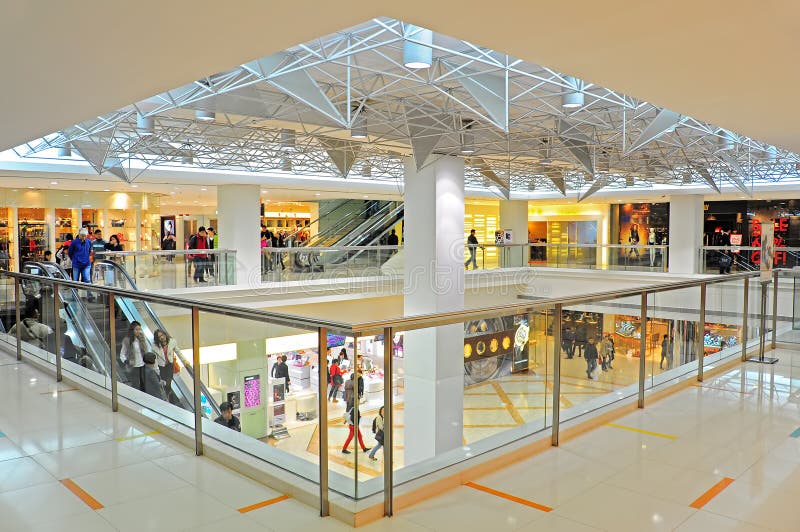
[285,199,364,243]
[305,201,398,247]
[336,203,404,248]
[328,202,401,248]
[22,261,110,376]
[93,259,221,418]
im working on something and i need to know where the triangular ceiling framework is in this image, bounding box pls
[72,138,130,182]
[625,109,682,154]
[468,157,510,199]
[557,119,595,175]
[243,52,345,126]
[578,174,609,202]
[318,137,361,177]
[717,152,754,197]
[445,62,508,131]
[405,108,449,170]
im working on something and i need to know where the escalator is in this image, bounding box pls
[304,200,403,248]
[91,259,220,419]
[291,201,404,271]
[21,261,218,418]
[22,262,110,375]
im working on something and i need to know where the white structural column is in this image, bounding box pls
[217,184,261,286]
[498,200,529,267]
[403,156,465,465]
[668,195,704,274]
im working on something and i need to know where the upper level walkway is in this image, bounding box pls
[2,333,799,530]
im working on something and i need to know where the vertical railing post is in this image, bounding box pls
[741,277,749,362]
[771,270,778,349]
[551,304,562,446]
[191,306,203,456]
[352,334,359,498]
[638,291,647,408]
[383,326,394,517]
[53,283,62,382]
[697,283,707,382]
[109,293,119,412]
[14,277,21,361]
[317,327,329,517]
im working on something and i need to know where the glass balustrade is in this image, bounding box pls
[0,267,771,518]
[94,249,236,290]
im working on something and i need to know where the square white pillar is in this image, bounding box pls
[403,156,465,465]
[218,184,261,286]
[668,195,704,274]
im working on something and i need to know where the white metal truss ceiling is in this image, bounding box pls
[16,17,800,199]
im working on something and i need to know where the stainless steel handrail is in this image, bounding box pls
[95,249,235,257]
[1,270,352,332]
[350,270,759,334]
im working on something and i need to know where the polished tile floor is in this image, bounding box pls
[3,346,800,530]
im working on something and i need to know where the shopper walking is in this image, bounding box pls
[328,359,344,402]
[465,229,479,270]
[205,227,216,279]
[718,250,733,274]
[68,228,92,283]
[91,229,107,259]
[188,226,208,283]
[584,337,599,379]
[659,334,672,370]
[368,406,385,461]
[600,334,613,371]
[562,326,575,359]
[574,324,587,358]
[341,399,370,454]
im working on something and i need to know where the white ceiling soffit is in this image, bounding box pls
[318,137,361,177]
[625,109,682,154]
[578,174,609,202]
[244,52,345,126]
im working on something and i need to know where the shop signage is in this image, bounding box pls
[464,330,515,360]
[751,218,787,267]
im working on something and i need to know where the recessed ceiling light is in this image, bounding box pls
[200,187,207,191]
[27,186,34,189]
[177,201,182,205]
[103,189,110,192]
[315,193,321,196]
[131,184,139,188]
[50,181,58,185]
[363,195,369,198]
[170,191,176,195]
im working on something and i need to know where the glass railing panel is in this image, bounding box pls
[113,293,196,430]
[0,275,14,351]
[194,311,331,492]
[775,270,796,344]
[385,307,551,490]
[703,279,745,369]
[95,250,236,290]
[261,247,400,282]
[61,284,112,388]
[559,294,641,421]
[648,286,702,387]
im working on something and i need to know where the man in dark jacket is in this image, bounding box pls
[584,337,599,379]
[142,352,167,401]
[562,326,575,359]
[273,355,291,393]
[574,325,587,358]
[188,227,208,283]
[214,401,241,431]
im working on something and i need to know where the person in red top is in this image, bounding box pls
[188,227,208,283]
[328,358,344,402]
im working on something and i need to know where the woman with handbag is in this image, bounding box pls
[153,328,181,402]
[368,406,385,461]
[328,358,344,403]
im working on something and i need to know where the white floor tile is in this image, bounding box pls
[72,460,188,507]
[16,510,118,532]
[99,485,239,532]
[153,453,283,508]
[31,438,150,479]
[675,510,773,532]
[0,456,55,493]
[0,481,90,530]
[245,498,356,531]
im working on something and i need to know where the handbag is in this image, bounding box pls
[173,358,180,374]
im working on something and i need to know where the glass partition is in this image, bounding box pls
[649,286,701,388]
[262,246,400,282]
[94,250,236,290]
